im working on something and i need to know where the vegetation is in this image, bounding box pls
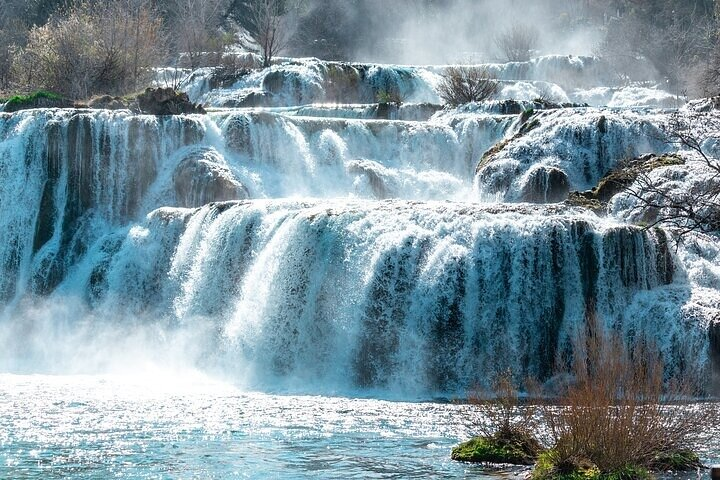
[451,436,539,465]
[376,88,403,105]
[11,0,166,99]
[625,112,720,239]
[452,371,542,465]
[244,0,297,68]
[166,0,234,69]
[437,66,498,106]
[2,90,61,107]
[457,308,719,477]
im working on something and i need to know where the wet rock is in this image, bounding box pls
[520,166,570,203]
[217,90,274,108]
[173,147,248,208]
[88,95,127,110]
[710,321,720,394]
[137,87,205,115]
[567,153,685,213]
[3,92,74,112]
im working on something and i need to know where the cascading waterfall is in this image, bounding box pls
[1,60,719,396]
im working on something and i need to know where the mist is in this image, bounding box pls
[292,0,606,65]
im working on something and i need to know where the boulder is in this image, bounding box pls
[88,95,127,110]
[3,91,74,112]
[520,166,570,203]
[172,147,248,208]
[136,87,206,115]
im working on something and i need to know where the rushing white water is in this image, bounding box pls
[0,57,719,398]
[180,56,680,109]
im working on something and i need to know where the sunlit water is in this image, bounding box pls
[1,374,719,479]
[0,373,498,479]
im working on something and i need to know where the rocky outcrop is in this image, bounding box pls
[2,91,74,112]
[520,166,570,203]
[88,95,128,110]
[172,147,248,208]
[567,153,684,213]
[137,88,206,115]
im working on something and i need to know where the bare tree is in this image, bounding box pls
[166,0,232,69]
[495,24,539,63]
[623,111,720,240]
[11,0,166,98]
[245,0,296,68]
[538,307,715,475]
[436,66,498,106]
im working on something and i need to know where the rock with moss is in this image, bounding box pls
[2,91,74,112]
[136,87,206,115]
[565,153,685,215]
[451,432,541,465]
[88,95,128,110]
[532,450,653,480]
[648,449,702,471]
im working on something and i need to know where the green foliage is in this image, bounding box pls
[376,89,403,105]
[451,435,538,465]
[2,90,61,106]
[649,450,701,471]
[532,449,601,480]
[532,450,654,480]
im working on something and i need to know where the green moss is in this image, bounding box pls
[519,117,541,135]
[566,153,686,215]
[532,450,601,480]
[649,450,701,471]
[532,450,654,480]
[3,90,62,108]
[451,436,537,465]
[520,108,535,123]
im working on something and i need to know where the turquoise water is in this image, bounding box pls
[1,374,718,479]
[0,374,500,479]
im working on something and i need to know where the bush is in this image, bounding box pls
[437,66,498,106]
[539,308,717,475]
[452,371,542,465]
[376,88,403,105]
[166,0,234,69]
[11,0,166,99]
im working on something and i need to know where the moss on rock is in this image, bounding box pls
[649,450,702,472]
[532,450,654,480]
[451,433,540,465]
[566,153,685,215]
[2,91,73,112]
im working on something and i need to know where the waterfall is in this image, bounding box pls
[1,99,718,395]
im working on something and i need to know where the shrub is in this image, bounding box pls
[452,371,542,464]
[11,0,166,99]
[166,0,234,69]
[539,308,717,475]
[376,88,403,105]
[437,66,498,106]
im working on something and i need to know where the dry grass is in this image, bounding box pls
[542,308,716,473]
[467,370,543,460]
